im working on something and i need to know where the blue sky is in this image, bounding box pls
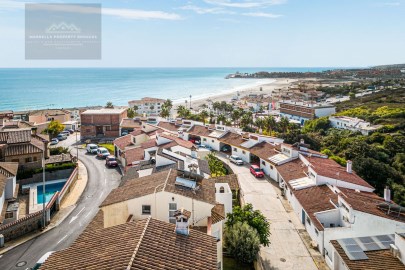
[0,0,404,67]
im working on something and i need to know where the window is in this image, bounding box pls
[270,165,274,170]
[33,157,38,162]
[25,157,32,163]
[133,137,136,144]
[233,148,237,152]
[242,151,246,154]
[169,203,177,224]
[203,138,207,142]
[142,205,151,215]
[212,140,214,143]
[330,223,335,228]
[5,212,13,219]
[261,160,265,165]
[341,203,350,213]
[219,187,225,193]
[306,216,311,225]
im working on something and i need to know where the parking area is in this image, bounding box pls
[218,155,317,270]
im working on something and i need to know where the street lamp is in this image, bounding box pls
[189,95,192,110]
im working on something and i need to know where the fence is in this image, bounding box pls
[0,168,78,243]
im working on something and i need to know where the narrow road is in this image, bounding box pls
[0,135,121,270]
[217,154,317,270]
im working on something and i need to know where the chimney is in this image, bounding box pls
[346,160,352,173]
[384,186,391,202]
[174,208,190,236]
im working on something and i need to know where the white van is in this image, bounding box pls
[86,144,98,154]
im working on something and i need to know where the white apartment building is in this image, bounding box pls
[279,101,336,124]
[128,97,166,116]
[0,162,18,224]
[329,116,381,135]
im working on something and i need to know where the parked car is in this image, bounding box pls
[86,143,98,154]
[189,138,200,145]
[250,165,264,178]
[198,144,212,151]
[221,145,231,152]
[32,251,55,270]
[56,134,67,141]
[106,155,118,167]
[67,129,75,134]
[121,131,128,136]
[229,155,244,165]
[97,147,110,159]
[50,138,59,145]
[61,131,70,136]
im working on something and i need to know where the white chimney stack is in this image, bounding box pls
[384,186,391,202]
[174,208,190,236]
[346,160,352,174]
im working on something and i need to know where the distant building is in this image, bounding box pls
[329,116,381,135]
[28,109,71,125]
[128,97,166,116]
[0,111,13,122]
[80,108,127,140]
[279,101,336,124]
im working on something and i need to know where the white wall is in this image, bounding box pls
[260,159,278,181]
[215,183,233,215]
[317,175,375,193]
[201,136,221,151]
[231,146,250,163]
[0,189,4,216]
[395,233,405,264]
[5,176,16,199]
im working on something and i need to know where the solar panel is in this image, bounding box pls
[349,251,369,260]
[375,235,393,242]
[362,243,381,251]
[175,177,197,189]
[346,244,363,252]
[340,238,357,245]
[358,236,374,244]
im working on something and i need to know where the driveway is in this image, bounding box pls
[0,138,122,270]
[220,156,317,270]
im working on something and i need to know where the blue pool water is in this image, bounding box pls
[37,181,66,204]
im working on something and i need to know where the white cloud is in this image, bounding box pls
[204,0,287,8]
[0,1,182,20]
[243,12,282,18]
[179,5,234,14]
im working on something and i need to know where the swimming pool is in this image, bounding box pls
[37,181,67,204]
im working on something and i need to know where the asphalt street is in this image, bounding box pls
[0,134,122,270]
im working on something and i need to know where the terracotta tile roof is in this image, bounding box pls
[41,217,218,270]
[160,133,195,149]
[306,157,374,190]
[198,159,211,175]
[5,142,43,156]
[277,159,307,184]
[140,139,157,149]
[113,134,132,150]
[101,169,216,207]
[331,240,405,270]
[130,129,143,136]
[212,174,240,191]
[157,121,179,132]
[29,109,70,116]
[188,125,212,137]
[120,118,142,128]
[338,187,405,223]
[219,132,247,149]
[0,129,32,144]
[211,204,225,224]
[124,147,145,166]
[249,141,278,160]
[293,185,338,231]
[0,162,18,199]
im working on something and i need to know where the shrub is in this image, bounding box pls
[225,221,260,264]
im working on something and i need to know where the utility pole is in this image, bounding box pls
[189,95,192,110]
[42,149,46,228]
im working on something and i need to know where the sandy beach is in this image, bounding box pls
[174,78,298,111]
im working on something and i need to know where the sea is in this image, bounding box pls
[0,67,335,112]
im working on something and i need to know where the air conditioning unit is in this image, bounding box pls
[390,244,399,258]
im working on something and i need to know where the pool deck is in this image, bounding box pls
[25,179,67,214]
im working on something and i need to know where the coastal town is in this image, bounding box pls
[0,65,404,270]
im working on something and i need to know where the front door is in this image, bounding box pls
[96,126,103,135]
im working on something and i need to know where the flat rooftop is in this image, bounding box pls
[81,108,127,115]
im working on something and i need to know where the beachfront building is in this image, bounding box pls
[40,213,221,270]
[62,120,79,131]
[0,162,18,224]
[80,108,127,140]
[28,109,71,125]
[329,116,382,135]
[279,101,336,124]
[128,97,166,117]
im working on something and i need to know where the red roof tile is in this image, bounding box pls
[113,134,132,150]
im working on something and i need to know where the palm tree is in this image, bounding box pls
[254,118,265,133]
[160,107,170,119]
[217,114,226,125]
[279,117,290,133]
[231,109,241,126]
[127,108,135,118]
[163,99,173,110]
[209,111,215,124]
[240,111,253,130]
[199,110,209,124]
[177,105,190,118]
[105,101,113,108]
[263,115,276,134]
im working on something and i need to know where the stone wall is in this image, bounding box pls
[0,210,44,242]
